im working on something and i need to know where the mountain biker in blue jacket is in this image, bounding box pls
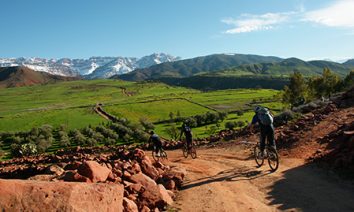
[148,131,162,156]
[180,122,193,150]
[250,106,276,155]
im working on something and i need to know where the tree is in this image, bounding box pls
[139,118,155,133]
[322,68,341,97]
[343,70,354,89]
[225,121,236,130]
[308,68,342,99]
[282,72,307,106]
[164,124,179,140]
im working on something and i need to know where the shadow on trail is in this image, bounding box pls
[267,163,354,212]
[181,167,272,191]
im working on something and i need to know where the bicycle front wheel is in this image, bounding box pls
[254,145,264,167]
[267,148,279,171]
[182,145,188,158]
[190,146,197,159]
[161,150,168,160]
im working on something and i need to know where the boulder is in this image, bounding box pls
[140,159,159,180]
[44,164,64,176]
[62,171,92,183]
[0,179,124,211]
[157,184,173,205]
[78,161,111,182]
[123,197,138,212]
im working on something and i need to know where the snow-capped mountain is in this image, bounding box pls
[0,53,180,78]
[86,53,180,79]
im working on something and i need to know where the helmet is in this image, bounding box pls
[150,131,154,135]
[254,105,261,112]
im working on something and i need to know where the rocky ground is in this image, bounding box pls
[0,88,353,211]
[0,147,186,211]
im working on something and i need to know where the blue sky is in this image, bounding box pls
[1,0,354,61]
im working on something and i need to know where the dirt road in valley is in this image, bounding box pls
[166,144,354,212]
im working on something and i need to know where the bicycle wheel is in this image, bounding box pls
[152,150,158,162]
[182,144,188,158]
[254,145,264,167]
[267,148,279,171]
[190,146,197,159]
[161,150,168,160]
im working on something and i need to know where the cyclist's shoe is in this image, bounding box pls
[157,152,161,157]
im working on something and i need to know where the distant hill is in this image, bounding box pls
[343,59,354,67]
[116,54,283,81]
[0,66,79,88]
[213,58,351,77]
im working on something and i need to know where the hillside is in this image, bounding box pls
[116,55,353,82]
[0,66,79,88]
[116,54,283,81]
[207,58,351,77]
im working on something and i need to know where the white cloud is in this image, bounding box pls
[304,0,354,28]
[222,12,292,34]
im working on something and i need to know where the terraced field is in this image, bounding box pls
[0,79,282,139]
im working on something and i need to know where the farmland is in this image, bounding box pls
[0,79,282,140]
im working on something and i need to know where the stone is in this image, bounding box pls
[44,164,65,176]
[78,161,111,182]
[123,197,138,212]
[0,179,124,212]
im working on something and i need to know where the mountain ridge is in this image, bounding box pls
[0,66,79,88]
[0,53,180,79]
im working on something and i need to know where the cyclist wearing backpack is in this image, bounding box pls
[180,122,193,150]
[148,131,163,156]
[250,106,276,155]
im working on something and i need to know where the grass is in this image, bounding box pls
[0,79,283,141]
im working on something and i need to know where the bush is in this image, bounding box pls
[164,124,179,140]
[225,121,236,130]
[58,131,71,147]
[274,110,296,126]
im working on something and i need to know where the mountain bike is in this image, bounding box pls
[254,141,279,171]
[182,142,197,159]
[152,146,168,162]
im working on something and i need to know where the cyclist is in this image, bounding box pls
[148,131,163,156]
[249,106,276,156]
[179,122,193,150]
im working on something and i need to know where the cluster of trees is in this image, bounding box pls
[283,69,353,107]
[0,116,152,157]
[224,120,246,130]
[166,111,228,128]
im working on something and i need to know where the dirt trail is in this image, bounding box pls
[167,144,354,212]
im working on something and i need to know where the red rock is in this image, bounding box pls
[0,179,123,211]
[129,173,170,208]
[63,171,91,183]
[141,205,150,212]
[164,179,176,190]
[131,163,141,174]
[141,159,159,180]
[157,184,173,206]
[127,183,143,193]
[123,197,138,212]
[27,174,56,181]
[64,162,81,170]
[78,161,111,182]
[45,164,64,176]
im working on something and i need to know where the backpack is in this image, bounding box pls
[257,107,273,126]
[184,126,192,137]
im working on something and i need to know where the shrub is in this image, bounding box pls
[225,121,236,130]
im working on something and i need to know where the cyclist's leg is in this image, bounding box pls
[154,142,160,154]
[186,137,192,150]
[260,128,266,153]
[267,125,276,150]
[156,142,162,153]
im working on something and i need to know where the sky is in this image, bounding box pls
[1,0,354,61]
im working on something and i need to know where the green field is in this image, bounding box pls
[0,79,282,138]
